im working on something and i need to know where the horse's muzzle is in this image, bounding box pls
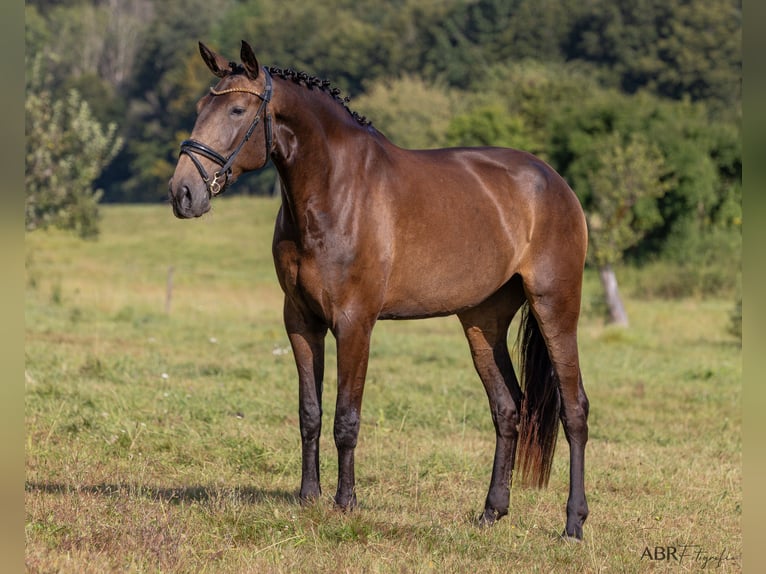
[168,179,211,219]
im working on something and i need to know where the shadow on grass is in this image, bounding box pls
[25,481,298,505]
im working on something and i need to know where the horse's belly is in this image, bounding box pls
[379,243,517,319]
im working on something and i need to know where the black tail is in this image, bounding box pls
[515,303,561,489]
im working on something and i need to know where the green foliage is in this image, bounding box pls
[414,0,583,86]
[24,5,49,57]
[551,89,741,267]
[637,225,742,298]
[111,0,228,202]
[576,130,671,325]
[422,60,597,157]
[479,61,600,128]
[446,104,539,152]
[354,76,459,149]
[211,0,406,94]
[25,57,123,238]
[576,132,671,267]
[566,0,742,112]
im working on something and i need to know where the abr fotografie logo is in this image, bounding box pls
[640,544,738,569]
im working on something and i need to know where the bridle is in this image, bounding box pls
[179,67,273,196]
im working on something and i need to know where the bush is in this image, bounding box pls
[25,57,123,238]
[625,226,741,299]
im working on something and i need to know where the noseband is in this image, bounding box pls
[179,68,273,196]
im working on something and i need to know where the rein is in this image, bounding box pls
[179,68,273,196]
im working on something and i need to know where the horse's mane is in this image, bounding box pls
[266,66,372,127]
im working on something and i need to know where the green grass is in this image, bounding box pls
[25,197,742,572]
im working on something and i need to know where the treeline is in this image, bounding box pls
[26,0,741,296]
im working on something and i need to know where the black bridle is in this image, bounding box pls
[179,68,273,196]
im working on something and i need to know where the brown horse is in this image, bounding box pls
[169,41,590,540]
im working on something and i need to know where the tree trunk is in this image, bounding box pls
[599,264,629,327]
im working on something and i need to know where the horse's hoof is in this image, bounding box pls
[561,529,583,542]
[477,514,494,528]
[299,489,321,506]
[334,493,357,512]
[476,508,504,528]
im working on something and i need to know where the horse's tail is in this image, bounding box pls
[516,303,561,489]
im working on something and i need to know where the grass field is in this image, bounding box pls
[25,196,742,573]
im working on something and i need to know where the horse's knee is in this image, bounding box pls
[333,407,360,450]
[299,404,322,441]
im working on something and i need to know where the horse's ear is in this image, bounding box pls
[198,42,230,78]
[240,40,261,80]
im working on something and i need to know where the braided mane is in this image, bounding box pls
[267,66,372,127]
[223,61,371,126]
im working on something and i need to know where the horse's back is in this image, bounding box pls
[375,145,585,319]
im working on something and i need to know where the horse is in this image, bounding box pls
[168,41,590,540]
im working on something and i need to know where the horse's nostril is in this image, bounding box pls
[180,185,192,210]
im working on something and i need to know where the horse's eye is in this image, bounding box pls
[230,106,246,117]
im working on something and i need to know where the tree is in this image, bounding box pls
[354,76,459,149]
[445,104,541,153]
[443,61,600,159]
[579,132,671,325]
[549,87,739,261]
[25,57,123,238]
[565,0,741,113]
[106,0,227,202]
[212,0,387,95]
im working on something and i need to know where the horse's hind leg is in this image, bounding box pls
[523,272,590,540]
[458,278,526,525]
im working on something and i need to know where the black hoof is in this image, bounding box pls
[299,489,321,505]
[561,528,583,542]
[476,507,505,527]
[334,492,357,512]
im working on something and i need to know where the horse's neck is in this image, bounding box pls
[270,81,372,216]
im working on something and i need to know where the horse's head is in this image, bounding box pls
[168,41,273,218]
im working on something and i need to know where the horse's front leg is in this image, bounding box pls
[284,300,328,503]
[333,318,374,510]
